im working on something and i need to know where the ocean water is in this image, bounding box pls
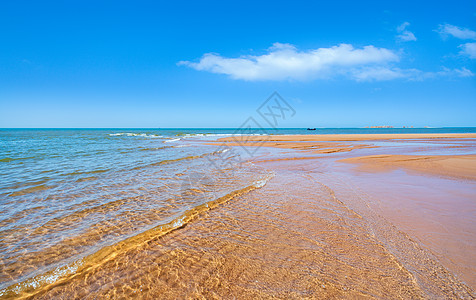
[0,129,274,296]
[1,128,475,298]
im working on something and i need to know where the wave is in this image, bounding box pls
[178,133,269,138]
[130,154,202,171]
[108,133,164,138]
[0,156,36,163]
[8,184,56,197]
[107,132,269,141]
[163,138,181,143]
[75,176,98,183]
[130,148,233,171]
[138,146,173,151]
[62,169,109,177]
[0,174,274,299]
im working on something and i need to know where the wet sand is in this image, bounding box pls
[11,134,476,299]
[210,133,476,155]
[211,133,476,290]
[340,154,476,181]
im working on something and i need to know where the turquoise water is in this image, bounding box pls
[0,127,475,295]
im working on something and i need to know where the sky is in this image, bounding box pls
[0,0,475,128]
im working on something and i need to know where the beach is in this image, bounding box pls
[3,0,475,298]
[1,131,475,299]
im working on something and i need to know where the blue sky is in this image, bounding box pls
[0,0,475,128]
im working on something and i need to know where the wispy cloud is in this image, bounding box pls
[351,67,473,82]
[179,43,473,81]
[415,67,474,79]
[437,24,476,40]
[437,24,476,59]
[351,67,407,81]
[459,42,476,59]
[396,22,417,42]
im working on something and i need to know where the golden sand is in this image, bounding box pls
[340,154,476,181]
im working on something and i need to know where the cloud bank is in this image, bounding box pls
[180,43,473,81]
[397,22,417,42]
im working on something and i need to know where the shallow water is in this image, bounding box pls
[0,129,272,297]
[14,159,474,299]
[1,129,475,298]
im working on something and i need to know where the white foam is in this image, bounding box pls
[163,138,181,143]
[108,133,163,138]
[253,173,275,188]
[181,133,269,138]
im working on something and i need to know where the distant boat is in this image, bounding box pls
[307,128,316,131]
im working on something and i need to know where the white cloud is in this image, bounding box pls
[397,22,417,42]
[437,24,476,40]
[437,24,476,59]
[351,67,473,82]
[179,43,474,81]
[417,67,474,79]
[398,31,417,42]
[453,67,474,77]
[397,22,410,32]
[179,43,399,81]
[459,42,476,59]
[351,67,408,81]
